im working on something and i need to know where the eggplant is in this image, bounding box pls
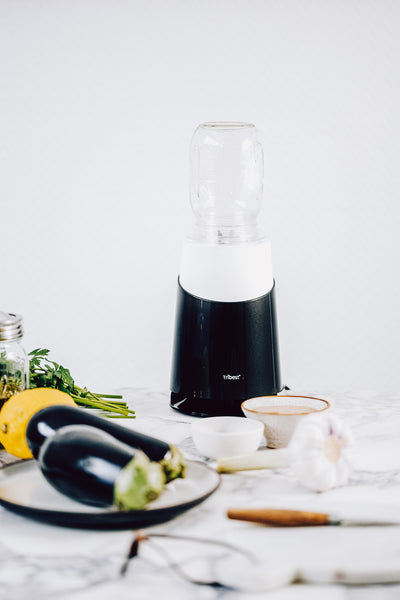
[38,424,166,510]
[26,405,185,481]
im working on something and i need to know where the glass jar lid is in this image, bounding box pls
[0,311,24,341]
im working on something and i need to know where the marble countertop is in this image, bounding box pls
[2,388,400,600]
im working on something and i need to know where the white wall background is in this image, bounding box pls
[1,0,399,395]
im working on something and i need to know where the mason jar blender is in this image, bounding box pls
[170,122,282,416]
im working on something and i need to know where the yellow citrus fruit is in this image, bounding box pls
[0,388,76,459]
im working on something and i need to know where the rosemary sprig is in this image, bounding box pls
[29,348,135,418]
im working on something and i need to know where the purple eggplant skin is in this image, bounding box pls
[26,405,186,482]
[38,425,166,510]
[27,405,170,460]
[39,425,135,507]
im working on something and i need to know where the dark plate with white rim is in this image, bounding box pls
[0,459,220,529]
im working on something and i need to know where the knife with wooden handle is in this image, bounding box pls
[227,508,400,527]
[227,508,330,526]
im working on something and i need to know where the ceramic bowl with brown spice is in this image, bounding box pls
[241,395,330,448]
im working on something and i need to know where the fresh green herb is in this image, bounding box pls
[29,348,135,418]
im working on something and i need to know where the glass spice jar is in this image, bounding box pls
[0,311,29,410]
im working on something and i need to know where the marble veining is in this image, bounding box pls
[1,389,400,599]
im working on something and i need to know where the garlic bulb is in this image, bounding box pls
[288,412,353,492]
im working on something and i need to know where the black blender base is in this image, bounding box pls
[170,393,246,417]
[170,281,282,418]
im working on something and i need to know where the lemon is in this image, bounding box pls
[0,388,76,459]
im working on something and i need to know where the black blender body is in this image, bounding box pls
[171,280,281,416]
[170,122,283,417]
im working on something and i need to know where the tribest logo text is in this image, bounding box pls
[223,374,242,381]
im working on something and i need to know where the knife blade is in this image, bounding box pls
[227,508,400,527]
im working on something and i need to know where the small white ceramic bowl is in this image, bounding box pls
[191,416,264,460]
[241,395,330,449]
